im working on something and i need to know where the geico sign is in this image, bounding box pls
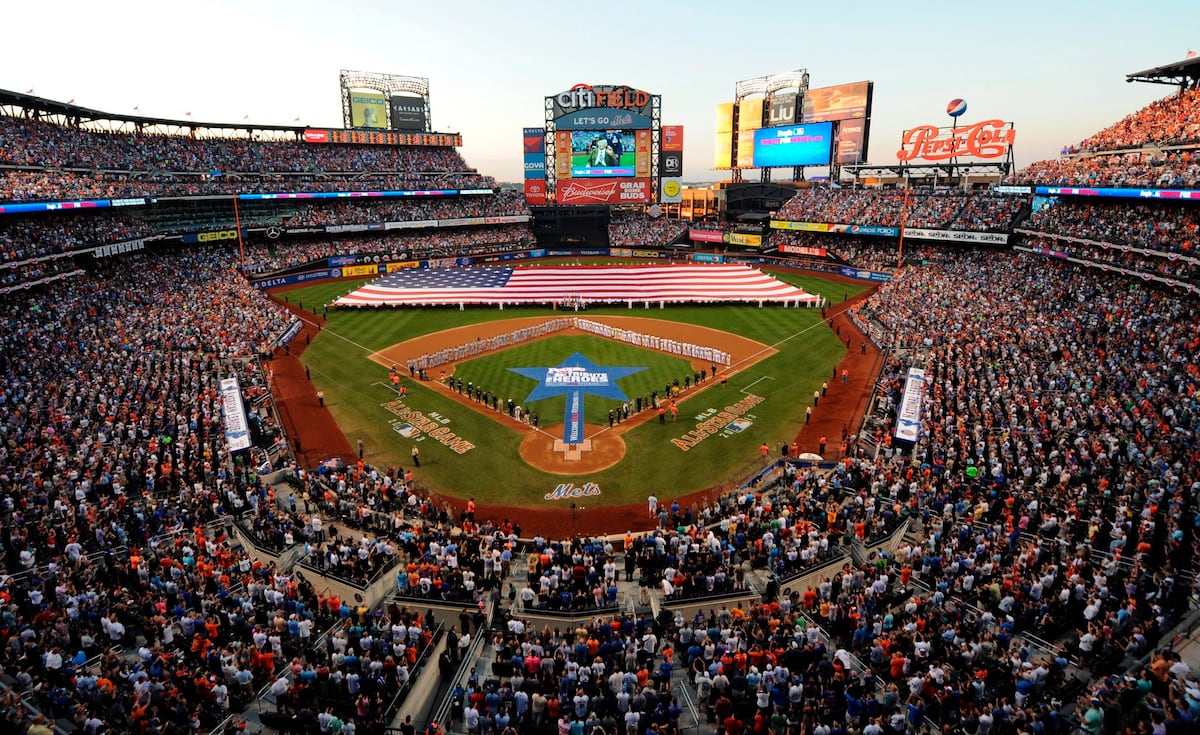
[555,83,651,112]
[198,230,238,242]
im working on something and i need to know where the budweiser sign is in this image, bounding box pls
[897,119,1015,162]
[557,178,651,205]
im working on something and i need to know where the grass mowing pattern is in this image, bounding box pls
[279,267,870,506]
[452,335,694,426]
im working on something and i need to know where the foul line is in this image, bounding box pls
[740,376,775,394]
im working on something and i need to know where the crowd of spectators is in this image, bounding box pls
[0,189,529,278]
[462,608,685,735]
[285,191,529,228]
[1072,87,1200,153]
[263,601,441,735]
[1016,88,1200,188]
[1020,200,1200,283]
[242,225,537,275]
[1024,200,1198,254]
[0,113,493,205]
[2,107,1200,735]
[773,189,1025,232]
[1015,150,1200,189]
[0,212,154,264]
[608,212,687,248]
[0,115,471,175]
[0,246,314,733]
[0,169,497,202]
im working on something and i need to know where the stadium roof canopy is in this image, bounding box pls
[1125,55,1200,88]
[0,88,309,136]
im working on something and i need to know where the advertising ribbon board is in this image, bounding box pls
[220,378,252,452]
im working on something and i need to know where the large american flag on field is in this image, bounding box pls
[334,264,820,306]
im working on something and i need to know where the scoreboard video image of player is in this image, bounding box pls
[569,130,637,177]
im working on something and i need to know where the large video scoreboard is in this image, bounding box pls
[538,83,668,206]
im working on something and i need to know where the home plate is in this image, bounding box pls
[553,439,592,460]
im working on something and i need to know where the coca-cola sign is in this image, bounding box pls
[897,119,1015,162]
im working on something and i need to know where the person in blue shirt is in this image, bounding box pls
[604,131,624,161]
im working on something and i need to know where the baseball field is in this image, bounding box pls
[274,266,869,512]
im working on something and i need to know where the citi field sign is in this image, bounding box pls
[551,84,655,117]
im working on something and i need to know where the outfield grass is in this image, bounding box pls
[281,266,869,507]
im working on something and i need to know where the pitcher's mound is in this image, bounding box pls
[519,424,626,474]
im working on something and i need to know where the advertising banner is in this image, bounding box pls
[662,125,684,152]
[725,232,762,247]
[349,91,388,129]
[738,99,764,130]
[390,95,427,131]
[770,220,830,232]
[829,224,900,237]
[384,219,437,230]
[689,229,726,243]
[250,269,344,289]
[557,178,651,205]
[635,130,652,178]
[836,120,868,164]
[894,367,927,444]
[736,129,757,169]
[276,320,303,347]
[342,264,380,278]
[714,132,733,169]
[524,153,546,179]
[523,127,545,150]
[803,81,871,123]
[905,228,1009,244]
[219,378,252,452]
[661,150,683,177]
[692,253,724,263]
[0,199,111,216]
[386,261,421,272]
[554,109,652,130]
[779,244,827,257]
[325,223,385,234]
[838,266,894,282]
[715,102,735,133]
[768,92,798,127]
[556,130,573,179]
[524,179,548,205]
[897,120,1015,162]
[660,178,682,203]
[182,229,242,244]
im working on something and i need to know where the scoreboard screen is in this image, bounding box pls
[304,129,461,147]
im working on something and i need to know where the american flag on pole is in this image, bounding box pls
[334,264,819,307]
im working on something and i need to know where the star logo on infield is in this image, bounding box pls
[509,353,646,404]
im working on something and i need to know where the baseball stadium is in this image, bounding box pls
[2,31,1200,735]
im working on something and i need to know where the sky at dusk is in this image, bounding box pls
[3,0,1198,181]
